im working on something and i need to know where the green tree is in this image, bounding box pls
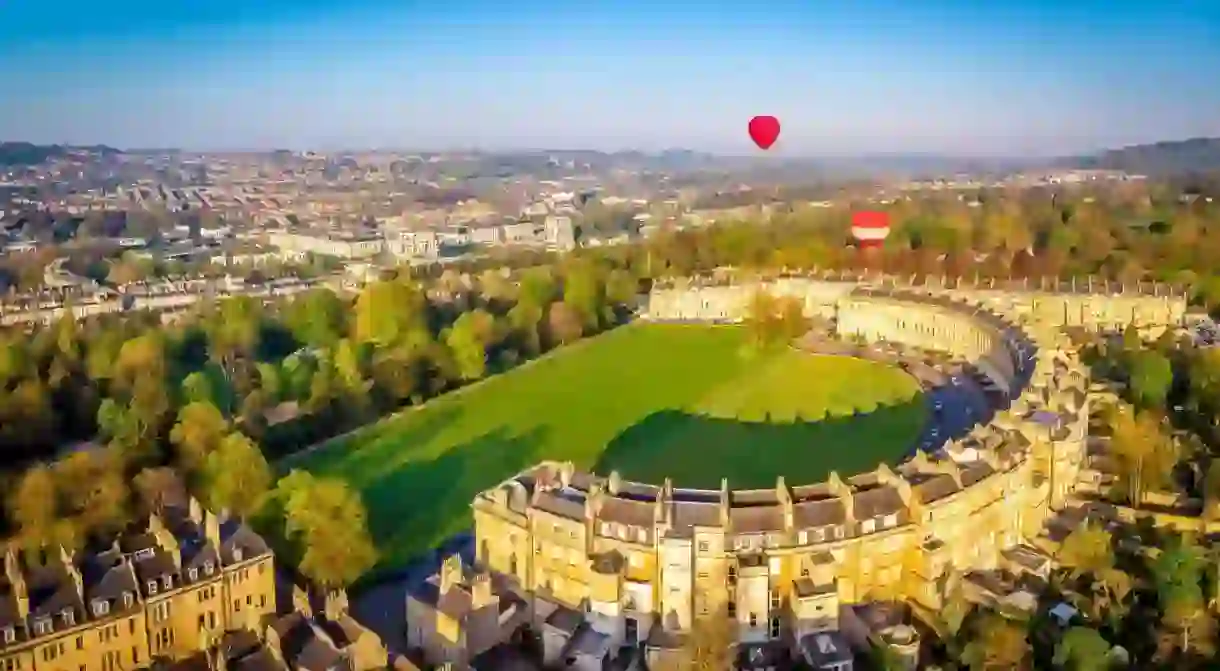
[1052,627,1113,671]
[1128,348,1173,409]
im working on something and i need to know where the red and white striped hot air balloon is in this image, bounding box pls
[851,210,890,250]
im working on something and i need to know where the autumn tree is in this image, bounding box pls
[200,431,272,519]
[1107,404,1178,507]
[959,611,1030,671]
[275,470,378,590]
[1053,627,1114,671]
[169,401,230,476]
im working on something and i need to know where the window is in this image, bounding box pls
[147,581,158,595]
[770,590,780,609]
[188,568,198,581]
[61,609,74,626]
[697,541,709,553]
[162,575,172,590]
[2,627,14,643]
[769,617,781,638]
[76,636,83,650]
[727,602,736,618]
[203,561,214,575]
[123,593,133,608]
[93,600,110,617]
[232,548,244,562]
[258,562,266,575]
[33,618,51,635]
[748,613,758,627]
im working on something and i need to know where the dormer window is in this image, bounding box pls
[134,548,155,561]
[2,626,14,643]
[147,581,158,595]
[122,593,133,608]
[32,617,51,635]
[203,561,214,575]
[188,568,198,581]
[162,576,172,591]
[92,599,110,617]
[232,548,243,562]
[61,609,74,626]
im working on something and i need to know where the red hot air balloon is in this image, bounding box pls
[851,210,890,250]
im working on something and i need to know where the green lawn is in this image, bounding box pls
[288,323,925,571]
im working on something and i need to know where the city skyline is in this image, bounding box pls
[1,0,1218,156]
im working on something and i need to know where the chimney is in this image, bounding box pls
[469,574,495,610]
[58,545,84,600]
[149,514,181,569]
[653,479,672,525]
[932,459,964,488]
[874,464,913,508]
[827,472,855,523]
[775,476,794,530]
[292,585,313,618]
[324,588,350,621]
[189,497,204,525]
[719,478,731,527]
[607,471,622,495]
[4,546,29,620]
[204,510,221,554]
[439,555,463,595]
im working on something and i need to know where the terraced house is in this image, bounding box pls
[402,278,1184,670]
[0,498,276,671]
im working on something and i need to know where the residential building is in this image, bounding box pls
[0,498,276,671]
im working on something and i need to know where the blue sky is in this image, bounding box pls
[1,0,1217,155]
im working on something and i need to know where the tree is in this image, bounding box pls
[351,278,428,346]
[546,301,584,346]
[959,612,1030,670]
[671,609,735,671]
[1128,349,1173,409]
[284,288,347,349]
[169,401,230,475]
[200,432,272,519]
[562,259,607,332]
[8,464,74,550]
[1152,535,1211,654]
[276,470,378,590]
[743,290,788,350]
[55,448,129,541]
[1107,404,1178,506]
[1053,627,1113,671]
[1057,523,1132,624]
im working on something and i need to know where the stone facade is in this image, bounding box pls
[438,279,1183,669]
[0,498,277,671]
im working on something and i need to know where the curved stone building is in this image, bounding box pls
[410,278,1185,670]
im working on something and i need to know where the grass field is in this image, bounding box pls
[289,323,926,571]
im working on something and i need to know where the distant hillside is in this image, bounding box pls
[1063,137,1220,175]
[0,142,122,167]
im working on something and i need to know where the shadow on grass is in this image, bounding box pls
[298,404,467,482]
[594,398,927,490]
[358,424,550,575]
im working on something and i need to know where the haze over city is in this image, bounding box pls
[2,0,1219,155]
